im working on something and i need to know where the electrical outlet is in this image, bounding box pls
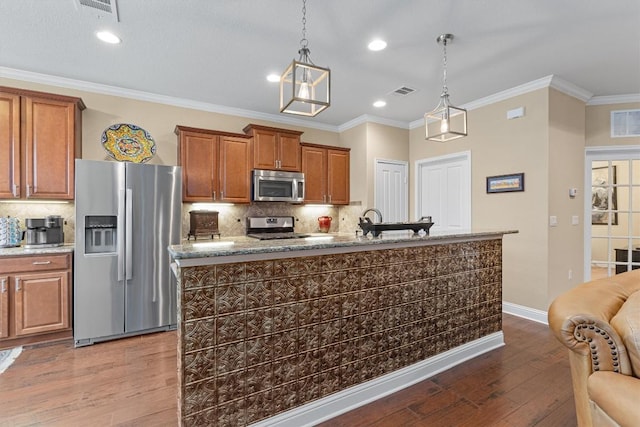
[549,216,558,227]
[568,269,573,280]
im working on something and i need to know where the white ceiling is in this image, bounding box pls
[1,0,639,129]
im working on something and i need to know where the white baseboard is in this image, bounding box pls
[251,332,504,427]
[502,301,548,325]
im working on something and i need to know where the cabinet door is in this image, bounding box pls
[252,129,278,170]
[22,96,77,199]
[219,136,251,203]
[0,276,8,338]
[179,131,218,202]
[0,92,20,199]
[327,149,350,205]
[301,145,327,204]
[278,133,301,171]
[13,271,70,336]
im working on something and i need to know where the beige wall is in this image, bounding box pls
[0,77,340,166]
[410,88,551,310]
[547,89,586,303]
[586,103,640,147]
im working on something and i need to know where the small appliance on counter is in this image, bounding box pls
[24,215,64,248]
[0,217,22,248]
[187,210,220,240]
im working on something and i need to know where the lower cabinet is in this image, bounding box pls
[0,253,71,348]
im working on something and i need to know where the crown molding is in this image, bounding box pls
[409,75,597,130]
[587,94,640,106]
[0,66,340,133]
[4,67,637,134]
[338,114,409,133]
[549,75,593,102]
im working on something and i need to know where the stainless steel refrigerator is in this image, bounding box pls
[73,160,182,347]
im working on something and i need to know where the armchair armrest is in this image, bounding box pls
[548,271,640,375]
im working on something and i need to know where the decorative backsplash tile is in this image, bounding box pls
[181,202,365,239]
[0,202,75,243]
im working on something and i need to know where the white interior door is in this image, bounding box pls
[416,151,471,232]
[375,159,408,223]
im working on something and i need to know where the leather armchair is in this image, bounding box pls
[548,269,640,427]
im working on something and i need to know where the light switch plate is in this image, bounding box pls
[549,216,558,226]
[572,215,579,225]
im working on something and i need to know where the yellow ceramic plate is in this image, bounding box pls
[101,123,156,163]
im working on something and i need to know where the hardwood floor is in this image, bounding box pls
[0,314,575,426]
[318,315,576,427]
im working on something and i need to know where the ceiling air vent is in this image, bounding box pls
[390,86,417,97]
[76,0,119,22]
[611,109,640,138]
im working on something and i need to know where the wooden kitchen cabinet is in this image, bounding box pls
[301,142,350,205]
[0,253,72,349]
[243,124,303,171]
[176,126,252,203]
[0,87,84,200]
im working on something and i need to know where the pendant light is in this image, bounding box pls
[425,34,467,142]
[280,0,330,117]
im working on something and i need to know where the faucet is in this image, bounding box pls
[361,208,383,224]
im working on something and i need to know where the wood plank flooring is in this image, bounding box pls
[0,314,575,426]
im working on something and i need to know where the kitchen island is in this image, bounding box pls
[169,230,515,426]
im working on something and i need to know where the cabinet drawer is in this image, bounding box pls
[0,253,70,274]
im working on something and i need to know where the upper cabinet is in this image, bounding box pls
[301,143,350,205]
[243,124,303,172]
[0,87,85,200]
[176,126,251,203]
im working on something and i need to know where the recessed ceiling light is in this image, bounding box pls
[368,39,387,51]
[266,74,281,83]
[96,31,121,44]
[373,100,386,108]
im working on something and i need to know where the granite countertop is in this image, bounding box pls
[169,229,518,262]
[0,243,75,257]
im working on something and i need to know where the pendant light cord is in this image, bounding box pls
[300,0,308,48]
[441,37,449,97]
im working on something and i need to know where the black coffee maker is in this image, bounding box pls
[25,215,64,247]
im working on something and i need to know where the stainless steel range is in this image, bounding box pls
[246,216,310,240]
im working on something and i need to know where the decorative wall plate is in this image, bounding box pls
[101,123,156,163]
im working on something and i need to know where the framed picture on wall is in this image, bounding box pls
[486,173,525,193]
[591,166,617,225]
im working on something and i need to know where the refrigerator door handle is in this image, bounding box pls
[117,189,126,281]
[125,188,133,281]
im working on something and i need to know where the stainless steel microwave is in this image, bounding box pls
[252,169,305,203]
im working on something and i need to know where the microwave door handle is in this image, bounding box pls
[117,189,126,281]
[125,188,133,281]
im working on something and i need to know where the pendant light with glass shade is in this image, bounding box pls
[425,34,467,142]
[280,0,330,117]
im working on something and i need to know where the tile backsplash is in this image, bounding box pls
[0,201,366,244]
[0,202,75,243]
[181,202,363,240]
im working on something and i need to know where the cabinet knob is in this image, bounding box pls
[15,278,21,292]
[1,278,6,293]
[13,184,19,198]
[32,261,52,265]
[212,191,216,201]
